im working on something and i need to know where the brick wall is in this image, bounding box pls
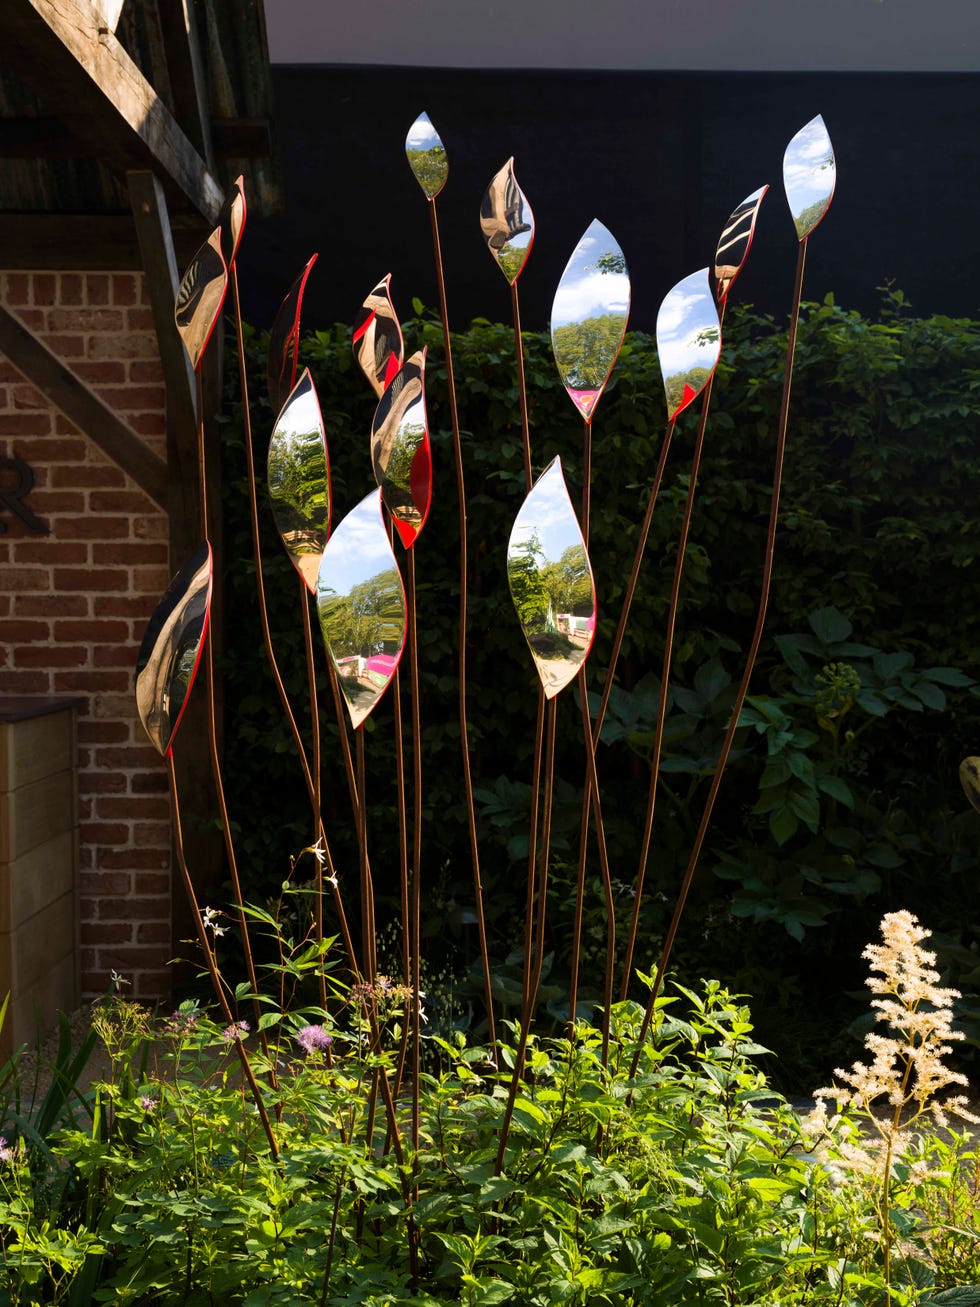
[0,270,174,1002]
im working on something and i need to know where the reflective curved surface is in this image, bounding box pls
[174,228,227,372]
[267,254,318,415]
[783,115,836,241]
[656,268,722,420]
[268,369,331,593]
[507,457,596,699]
[353,274,404,399]
[960,757,980,813]
[480,158,534,285]
[715,185,768,303]
[218,174,246,269]
[135,542,212,757]
[316,488,407,729]
[406,111,448,199]
[551,219,630,422]
[371,350,431,549]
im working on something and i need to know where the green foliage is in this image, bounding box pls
[4,965,980,1305]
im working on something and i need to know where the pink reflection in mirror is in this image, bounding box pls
[507,457,596,699]
[135,543,212,757]
[370,350,431,549]
[656,269,721,420]
[267,254,318,416]
[317,488,407,729]
[353,274,404,399]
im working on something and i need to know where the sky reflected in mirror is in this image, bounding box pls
[784,115,836,240]
[480,158,534,285]
[406,112,448,199]
[656,268,721,419]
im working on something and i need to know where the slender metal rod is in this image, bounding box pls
[427,197,495,1048]
[495,696,557,1175]
[298,577,327,1007]
[355,727,376,981]
[520,689,546,1017]
[581,416,592,541]
[406,548,423,1168]
[619,311,726,998]
[391,664,411,1100]
[577,675,615,1065]
[510,280,532,491]
[630,238,809,1074]
[167,752,278,1158]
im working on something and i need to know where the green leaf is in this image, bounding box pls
[770,805,799,845]
[808,606,852,644]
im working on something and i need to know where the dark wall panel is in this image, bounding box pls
[237,67,980,333]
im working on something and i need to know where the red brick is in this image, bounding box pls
[16,593,87,617]
[2,567,50,591]
[132,565,171,592]
[60,275,83,306]
[0,413,52,436]
[89,491,154,514]
[48,308,124,332]
[72,360,128,386]
[81,922,134,946]
[137,922,171,944]
[57,516,129,540]
[134,870,170,891]
[51,465,123,490]
[133,822,170,847]
[79,772,127,795]
[33,274,57,305]
[85,870,134,895]
[79,821,130,845]
[92,542,167,565]
[99,893,169,919]
[2,620,50,641]
[54,670,130,692]
[98,794,169,819]
[15,645,88,668]
[88,333,157,361]
[56,618,128,641]
[13,308,45,331]
[0,671,50,693]
[94,596,155,618]
[12,437,86,461]
[126,412,166,436]
[13,540,88,565]
[93,386,165,413]
[77,720,129,743]
[4,274,29,305]
[96,746,160,769]
[34,493,88,514]
[128,361,164,384]
[54,567,129,591]
[132,516,168,540]
[11,384,47,409]
[42,334,85,358]
[125,308,155,332]
[131,771,168,794]
[87,275,110,306]
[97,945,170,970]
[111,275,139,306]
[93,645,134,669]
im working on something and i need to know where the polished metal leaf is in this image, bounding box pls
[406,112,448,199]
[135,543,212,757]
[268,369,331,593]
[267,254,318,416]
[317,488,407,729]
[174,229,227,372]
[353,274,404,399]
[480,158,534,285]
[714,185,768,303]
[960,757,980,813]
[507,457,596,699]
[783,115,836,241]
[656,268,721,420]
[370,350,431,549]
[551,219,630,422]
[218,174,246,269]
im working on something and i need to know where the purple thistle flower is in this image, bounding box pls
[222,1020,250,1043]
[140,1095,157,1111]
[295,1024,332,1055]
[0,1136,12,1163]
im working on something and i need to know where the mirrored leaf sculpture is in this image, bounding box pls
[135,542,213,757]
[656,268,722,420]
[714,185,768,303]
[960,757,980,813]
[268,369,331,593]
[480,158,534,285]
[317,488,407,729]
[783,115,836,241]
[174,229,227,372]
[267,253,318,415]
[551,219,630,422]
[507,457,597,699]
[370,349,432,549]
[353,274,404,398]
[217,174,246,269]
[405,111,448,199]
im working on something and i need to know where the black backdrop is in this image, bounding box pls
[238,67,980,335]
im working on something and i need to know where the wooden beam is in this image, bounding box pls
[0,116,271,161]
[0,213,207,269]
[156,0,214,172]
[0,303,168,507]
[127,171,197,438]
[0,0,223,222]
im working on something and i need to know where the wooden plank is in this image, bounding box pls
[127,170,197,439]
[0,213,207,268]
[156,0,214,171]
[0,116,269,160]
[0,0,222,222]
[0,303,168,507]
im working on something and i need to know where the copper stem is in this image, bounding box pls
[428,198,495,1048]
[578,674,615,1066]
[630,238,809,1075]
[510,280,532,492]
[407,548,423,1174]
[355,727,376,981]
[391,664,411,1100]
